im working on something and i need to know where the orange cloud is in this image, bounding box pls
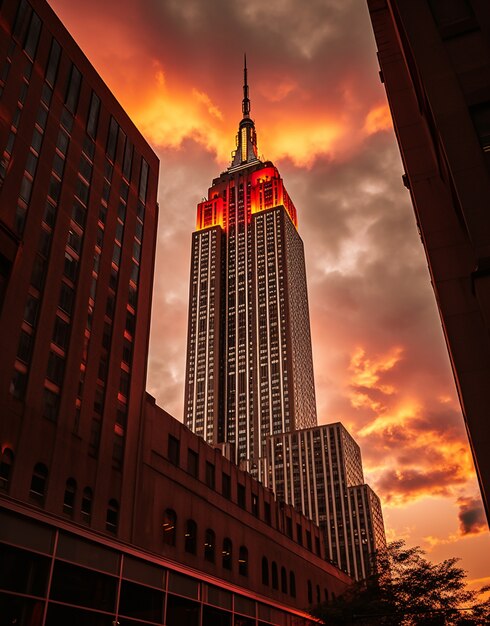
[349,345,403,397]
[364,103,393,134]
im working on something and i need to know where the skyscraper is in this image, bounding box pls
[265,424,386,580]
[365,0,490,523]
[184,59,317,475]
[0,0,159,538]
[183,60,387,579]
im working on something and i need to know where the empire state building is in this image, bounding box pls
[184,60,317,476]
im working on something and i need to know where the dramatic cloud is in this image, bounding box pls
[50,0,489,588]
[458,497,488,536]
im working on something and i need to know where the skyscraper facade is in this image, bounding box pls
[0,0,159,538]
[184,62,317,475]
[365,0,490,523]
[265,423,386,580]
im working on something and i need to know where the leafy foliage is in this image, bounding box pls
[310,541,490,625]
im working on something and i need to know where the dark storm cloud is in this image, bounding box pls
[457,497,487,536]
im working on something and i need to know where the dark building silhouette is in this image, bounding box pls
[0,1,352,624]
[184,63,317,477]
[366,0,490,523]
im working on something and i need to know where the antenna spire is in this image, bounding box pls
[242,53,250,117]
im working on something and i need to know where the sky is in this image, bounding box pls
[49,0,490,592]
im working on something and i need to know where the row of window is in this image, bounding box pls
[0,452,119,533]
[162,510,246,574]
[161,509,332,604]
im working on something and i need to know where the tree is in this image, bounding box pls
[310,541,490,625]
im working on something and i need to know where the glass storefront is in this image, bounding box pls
[0,508,315,626]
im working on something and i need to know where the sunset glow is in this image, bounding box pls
[49,0,489,591]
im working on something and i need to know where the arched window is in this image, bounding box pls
[290,571,296,598]
[185,519,197,554]
[163,509,176,546]
[63,478,77,515]
[81,487,93,523]
[324,588,329,602]
[316,584,321,604]
[238,546,248,577]
[106,498,119,533]
[307,580,313,604]
[281,566,288,594]
[271,561,278,590]
[30,462,48,503]
[262,557,269,585]
[204,529,215,562]
[0,448,14,490]
[222,538,232,570]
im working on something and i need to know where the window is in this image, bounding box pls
[0,448,14,490]
[24,10,41,61]
[222,472,231,499]
[252,493,259,517]
[271,561,278,590]
[24,293,39,326]
[65,64,81,114]
[237,483,246,509]
[106,499,119,533]
[106,116,118,161]
[428,0,475,29]
[16,330,33,363]
[187,449,199,478]
[290,572,296,598]
[168,435,180,466]
[316,584,321,604]
[63,252,78,282]
[45,38,61,87]
[122,137,133,181]
[281,567,288,594]
[470,102,490,152]
[285,516,292,538]
[185,519,197,554]
[261,557,269,585]
[81,487,92,523]
[163,509,176,546]
[307,580,313,604]
[59,282,74,315]
[222,538,232,570]
[87,91,100,139]
[205,461,215,489]
[296,523,303,546]
[53,316,69,350]
[30,462,48,503]
[264,501,271,525]
[238,546,248,577]
[204,529,215,563]
[47,351,64,385]
[43,388,59,421]
[139,158,149,202]
[63,478,76,516]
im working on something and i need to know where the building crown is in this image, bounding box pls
[229,55,260,171]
